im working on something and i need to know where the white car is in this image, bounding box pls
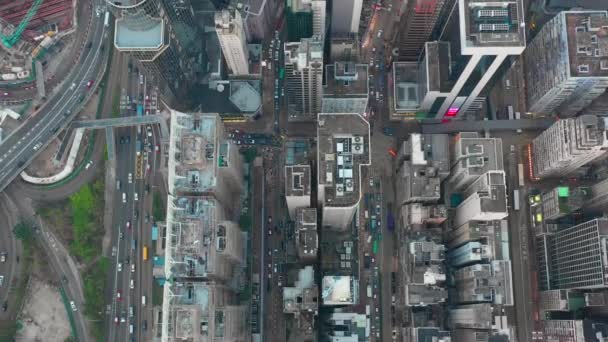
[117,263,122,272]
[130,279,134,289]
[128,173,133,183]
[85,160,93,169]
[134,193,139,201]
[131,264,135,273]
[70,301,77,312]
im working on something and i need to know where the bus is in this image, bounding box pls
[518,163,525,187]
[104,11,110,27]
[143,246,148,261]
[513,189,520,211]
[372,240,379,254]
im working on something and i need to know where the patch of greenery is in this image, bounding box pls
[152,282,164,306]
[241,147,257,163]
[152,190,165,222]
[68,180,105,262]
[238,213,251,232]
[83,257,109,341]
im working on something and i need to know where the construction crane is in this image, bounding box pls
[0,0,44,48]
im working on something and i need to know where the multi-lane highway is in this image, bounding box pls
[103,57,160,341]
[0,0,110,192]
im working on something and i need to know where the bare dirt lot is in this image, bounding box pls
[16,277,71,342]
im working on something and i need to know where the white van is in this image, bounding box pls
[142,295,146,306]
[122,193,127,203]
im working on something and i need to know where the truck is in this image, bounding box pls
[104,11,110,27]
[507,105,514,120]
[136,140,143,156]
[518,163,525,187]
[513,189,520,211]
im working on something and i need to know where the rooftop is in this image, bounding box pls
[327,312,369,341]
[286,165,311,197]
[564,11,608,77]
[321,275,358,306]
[283,266,318,313]
[228,80,262,113]
[454,260,514,305]
[295,208,318,259]
[284,37,324,71]
[322,63,369,114]
[405,284,448,306]
[114,17,164,50]
[317,113,370,207]
[459,0,526,53]
[392,61,422,112]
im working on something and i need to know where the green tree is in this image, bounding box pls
[13,220,33,242]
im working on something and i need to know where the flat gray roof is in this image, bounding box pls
[115,17,163,49]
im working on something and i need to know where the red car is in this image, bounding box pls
[116,290,122,301]
[86,80,94,89]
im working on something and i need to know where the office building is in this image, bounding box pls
[322,62,369,114]
[161,282,249,341]
[283,266,318,340]
[586,177,608,211]
[524,11,608,116]
[453,171,508,227]
[285,165,312,219]
[541,320,608,342]
[284,37,324,121]
[325,312,368,341]
[447,132,504,193]
[317,113,370,230]
[396,133,450,205]
[329,34,360,62]
[536,218,608,290]
[395,0,452,61]
[295,208,318,261]
[539,289,586,314]
[447,220,502,249]
[107,0,199,97]
[235,0,277,43]
[215,9,250,76]
[285,0,326,41]
[532,115,608,179]
[449,303,493,330]
[404,239,448,306]
[453,261,514,305]
[330,0,363,35]
[167,111,244,207]
[389,0,526,120]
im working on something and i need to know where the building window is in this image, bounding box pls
[578,46,588,54]
[576,26,586,32]
[601,60,608,70]
[578,64,590,73]
[595,49,601,57]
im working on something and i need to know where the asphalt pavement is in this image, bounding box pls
[0,193,20,321]
[0,0,110,192]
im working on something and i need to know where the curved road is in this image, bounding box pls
[0,0,110,192]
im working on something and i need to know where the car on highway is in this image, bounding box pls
[116,290,122,301]
[86,80,94,89]
[69,83,76,91]
[70,301,77,312]
[85,160,93,169]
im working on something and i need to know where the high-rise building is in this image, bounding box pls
[447,241,492,267]
[285,0,326,41]
[536,218,608,290]
[107,0,199,97]
[539,186,589,222]
[453,260,514,305]
[215,9,250,76]
[447,132,504,193]
[447,220,502,249]
[404,239,448,306]
[395,0,452,61]
[330,0,363,35]
[322,62,369,115]
[453,171,508,227]
[284,37,324,121]
[317,113,370,230]
[532,115,608,179]
[389,0,526,120]
[541,320,608,342]
[524,11,608,116]
[449,303,493,330]
[295,208,318,261]
[283,266,318,339]
[285,165,312,219]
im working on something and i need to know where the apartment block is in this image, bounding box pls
[285,165,311,219]
[168,111,244,207]
[215,9,250,76]
[284,37,324,121]
[532,115,608,179]
[317,113,370,230]
[396,133,450,205]
[453,260,514,305]
[322,62,369,115]
[525,11,608,116]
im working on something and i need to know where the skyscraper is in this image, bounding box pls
[524,11,608,116]
[284,37,324,121]
[396,0,452,61]
[390,0,526,120]
[285,0,326,42]
[330,0,363,35]
[531,115,608,179]
[106,0,198,96]
[215,9,250,76]
[536,218,608,290]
